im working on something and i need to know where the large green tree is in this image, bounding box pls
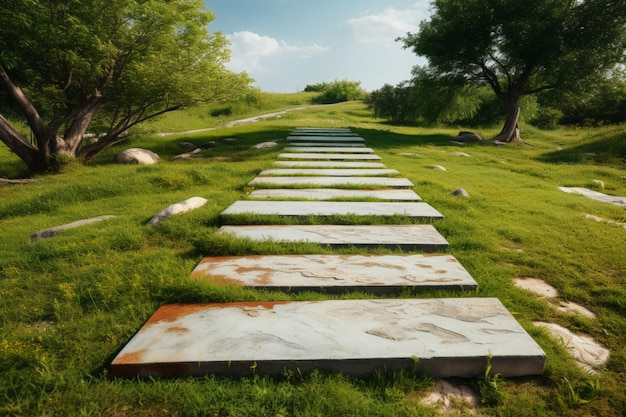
[0,0,251,173]
[401,0,626,143]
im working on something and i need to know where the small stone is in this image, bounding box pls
[450,188,469,198]
[514,278,558,299]
[179,141,195,150]
[116,148,159,165]
[422,380,480,414]
[591,180,605,189]
[30,215,115,241]
[449,141,466,146]
[249,141,278,150]
[427,165,447,171]
[456,132,482,143]
[148,197,208,225]
[452,152,471,157]
[172,148,202,160]
[220,137,238,144]
[200,141,216,149]
[555,301,596,319]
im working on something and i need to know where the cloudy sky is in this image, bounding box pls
[203,1,430,93]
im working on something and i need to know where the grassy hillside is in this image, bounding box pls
[0,100,624,416]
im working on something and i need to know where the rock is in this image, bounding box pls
[0,178,37,184]
[514,277,559,299]
[172,148,202,160]
[452,152,471,157]
[220,137,238,144]
[249,141,278,150]
[117,148,159,165]
[450,188,469,198]
[30,215,115,241]
[200,141,216,149]
[591,180,605,189]
[147,197,208,225]
[179,142,196,150]
[422,380,480,414]
[456,131,482,143]
[427,165,447,171]
[449,141,466,146]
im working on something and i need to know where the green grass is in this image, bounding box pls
[0,100,625,416]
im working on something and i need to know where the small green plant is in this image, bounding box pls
[475,354,504,406]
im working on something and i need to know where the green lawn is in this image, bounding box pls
[0,101,624,416]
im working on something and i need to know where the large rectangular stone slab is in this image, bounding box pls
[221,201,443,220]
[284,147,375,153]
[287,136,365,142]
[190,254,477,292]
[248,176,413,188]
[259,168,400,177]
[291,128,353,133]
[286,142,366,147]
[279,153,381,160]
[109,298,545,378]
[249,188,422,201]
[217,224,448,251]
[275,161,386,168]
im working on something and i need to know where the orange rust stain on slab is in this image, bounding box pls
[114,348,148,364]
[166,326,190,334]
[417,264,434,269]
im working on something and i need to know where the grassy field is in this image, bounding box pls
[0,98,625,416]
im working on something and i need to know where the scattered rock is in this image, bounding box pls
[30,215,115,241]
[555,301,596,319]
[200,141,216,149]
[147,197,208,225]
[220,137,238,144]
[583,214,626,228]
[449,141,466,146]
[427,165,448,171]
[422,380,480,414]
[172,148,202,160]
[249,141,278,150]
[399,152,421,157]
[452,152,471,157]
[211,156,232,162]
[116,148,159,165]
[450,188,469,198]
[591,180,605,189]
[560,187,626,208]
[0,178,37,184]
[456,131,482,143]
[514,277,559,299]
[534,322,609,373]
[179,141,196,150]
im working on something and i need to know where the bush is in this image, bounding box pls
[310,80,366,104]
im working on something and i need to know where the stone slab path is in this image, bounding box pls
[218,224,449,251]
[286,142,367,147]
[258,168,400,177]
[287,136,365,142]
[274,161,386,168]
[283,146,375,153]
[190,254,478,292]
[109,298,545,379]
[220,201,444,220]
[249,176,413,188]
[248,188,422,201]
[559,187,626,208]
[278,153,381,160]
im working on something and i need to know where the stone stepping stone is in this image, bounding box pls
[278,153,381,160]
[287,142,367,147]
[220,201,444,220]
[283,147,375,153]
[109,298,545,378]
[275,161,386,168]
[259,168,400,177]
[287,136,365,142]
[559,187,626,208]
[217,224,448,251]
[248,176,413,188]
[248,188,422,201]
[291,128,353,133]
[289,132,360,137]
[190,254,477,292]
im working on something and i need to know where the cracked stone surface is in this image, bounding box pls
[110,298,545,378]
[190,254,477,292]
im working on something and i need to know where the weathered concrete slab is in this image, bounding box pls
[275,161,386,168]
[217,224,448,251]
[249,176,413,188]
[284,147,375,153]
[109,298,545,378]
[278,153,381,160]
[291,128,353,133]
[287,136,365,142]
[191,254,477,292]
[220,201,443,220]
[259,168,400,177]
[559,187,626,208]
[248,188,422,201]
[287,142,367,147]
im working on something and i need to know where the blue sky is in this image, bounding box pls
[203,1,430,93]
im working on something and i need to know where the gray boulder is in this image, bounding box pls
[117,148,159,165]
[249,141,278,150]
[456,132,482,143]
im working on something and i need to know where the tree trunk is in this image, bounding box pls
[491,101,522,144]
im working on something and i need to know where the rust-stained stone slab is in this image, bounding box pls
[248,188,422,201]
[275,161,386,168]
[259,168,399,177]
[220,201,443,220]
[190,254,477,292]
[284,147,375,153]
[109,298,545,378]
[249,176,412,188]
[217,224,448,251]
[278,153,381,160]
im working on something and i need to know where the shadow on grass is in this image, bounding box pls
[537,128,626,166]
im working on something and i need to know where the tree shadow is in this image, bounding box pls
[536,129,626,167]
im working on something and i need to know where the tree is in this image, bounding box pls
[309,79,366,104]
[400,0,626,143]
[0,0,252,173]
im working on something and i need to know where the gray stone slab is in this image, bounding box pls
[284,147,375,153]
[191,254,477,292]
[248,188,422,201]
[220,201,443,220]
[217,224,448,251]
[275,161,386,168]
[248,176,413,188]
[559,187,626,207]
[259,169,400,177]
[287,142,367,147]
[292,128,353,133]
[278,153,381,160]
[287,136,365,142]
[109,298,545,378]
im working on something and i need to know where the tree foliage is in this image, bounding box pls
[0,0,252,173]
[400,0,626,142]
[307,79,367,104]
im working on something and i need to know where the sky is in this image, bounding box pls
[203,1,430,93]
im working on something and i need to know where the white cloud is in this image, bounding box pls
[347,5,428,45]
[226,31,328,73]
